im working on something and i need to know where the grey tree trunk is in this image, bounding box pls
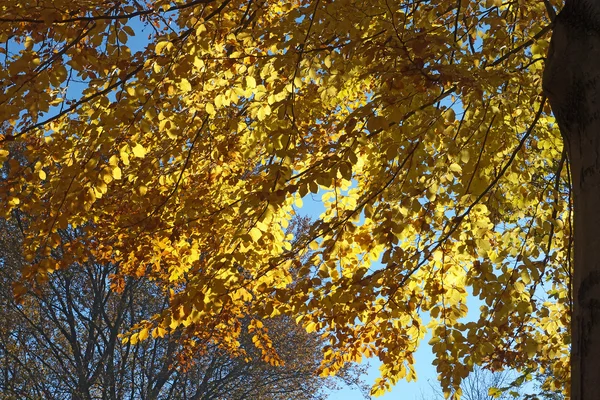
[543,1,600,398]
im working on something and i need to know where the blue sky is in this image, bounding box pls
[332,335,438,400]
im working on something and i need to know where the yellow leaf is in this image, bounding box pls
[152,326,167,338]
[132,143,146,158]
[214,94,223,108]
[24,36,34,51]
[256,221,268,231]
[120,146,130,165]
[138,327,149,341]
[460,150,470,163]
[428,336,441,345]
[112,166,122,180]
[449,163,462,173]
[257,106,267,121]
[180,78,192,92]
[155,41,170,55]
[246,76,256,89]
[129,333,139,345]
[101,171,113,184]
[206,102,216,116]
[249,227,262,242]
[305,321,317,333]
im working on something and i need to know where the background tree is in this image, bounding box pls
[422,366,565,400]
[422,367,519,400]
[0,0,574,398]
[0,216,368,400]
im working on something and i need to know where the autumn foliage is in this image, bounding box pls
[0,0,569,397]
[0,217,367,399]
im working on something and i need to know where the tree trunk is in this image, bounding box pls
[543,1,600,398]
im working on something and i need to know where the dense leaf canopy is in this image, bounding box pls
[0,0,569,397]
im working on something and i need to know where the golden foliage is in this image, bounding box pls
[0,0,569,397]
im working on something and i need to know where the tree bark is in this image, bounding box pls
[543,1,600,398]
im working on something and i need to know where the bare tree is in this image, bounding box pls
[421,367,519,400]
[422,365,566,400]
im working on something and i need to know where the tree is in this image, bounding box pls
[543,1,600,399]
[0,0,576,398]
[423,366,566,400]
[0,217,368,399]
[422,367,520,400]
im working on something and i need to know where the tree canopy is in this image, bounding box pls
[0,0,570,398]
